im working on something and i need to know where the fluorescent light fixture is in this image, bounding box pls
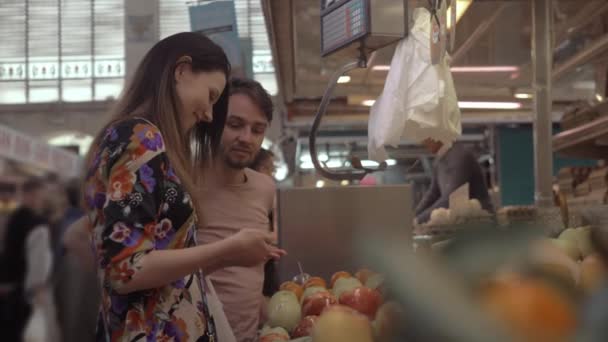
[458,101,522,109]
[596,94,604,102]
[514,93,533,99]
[362,99,376,107]
[375,65,519,73]
[300,154,312,163]
[340,180,349,186]
[361,160,380,167]
[337,76,351,84]
[372,65,391,71]
[325,160,343,168]
[447,0,473,29]
[316,180,325,188]
[386,159,397,166]
[450,66,519,73]
[300,161,314,170]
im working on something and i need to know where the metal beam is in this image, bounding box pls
[553,33,608,81]
[532,0,554,208]
[555,1,608,40]
[452,4,508,65]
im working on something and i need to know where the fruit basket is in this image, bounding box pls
[259,269,402,342]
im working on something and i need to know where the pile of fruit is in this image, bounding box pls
[473,226,608,341]
[260,269,402,342]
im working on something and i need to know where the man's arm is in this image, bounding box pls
[25,225,53,304]
[415,169,440,216]
[416,153,473,223]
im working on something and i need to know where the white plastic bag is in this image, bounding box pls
[368,8,462,162]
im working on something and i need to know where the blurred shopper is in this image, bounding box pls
[198,78,280,342]
[415,139,494,224]
[0,177,59,342]
[82,33,282,341]
[52,179,98,342]
[251,149,275,178]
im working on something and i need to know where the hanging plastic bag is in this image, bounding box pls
[368,7,462,162]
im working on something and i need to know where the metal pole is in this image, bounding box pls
[532,0,554,208]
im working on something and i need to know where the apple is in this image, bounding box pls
[280,281,304,301]
[292,316,319,338]
[373,302,404,341]
[301,286,329,304]
[550,238,581,261]
[365,273,385,291]
[575,227,595,258]
[355,268,374,284]
[267,291,301,332]
[330,271,352,288]
[333,277,363,299]
[312,305,374,342]
[304,276,327,289]
[260,326,289,341]
[580,254,607,293]
[339,286,383,319]
[302,292,338,317]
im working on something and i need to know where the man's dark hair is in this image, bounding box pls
[251,148,275,171]
[22,177,44,193]
[229,77,273,122]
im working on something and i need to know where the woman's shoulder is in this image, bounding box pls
[101,117,165,155]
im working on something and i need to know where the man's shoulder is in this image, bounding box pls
[245,168,276,192]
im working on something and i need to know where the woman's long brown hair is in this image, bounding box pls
[84,32,231,221]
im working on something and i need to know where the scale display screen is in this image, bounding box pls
[321,0,368,55]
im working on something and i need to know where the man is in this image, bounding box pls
[197,78,277,342]
[0,178,58,341]
[415,138,494,224]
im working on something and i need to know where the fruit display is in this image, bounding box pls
[261,269,400,341]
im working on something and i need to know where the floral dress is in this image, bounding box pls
[84,118,216,342]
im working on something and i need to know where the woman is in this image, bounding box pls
[83,32,284,341]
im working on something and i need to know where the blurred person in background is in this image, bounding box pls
[0,177,59,342]
[251,148,275,178]
[52,179,98,342]
[415,139,494,224]
[197,77,280,342]
[82,32,282,341]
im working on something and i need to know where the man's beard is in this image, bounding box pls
[223,153,254,170]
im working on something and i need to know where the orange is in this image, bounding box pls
[280,281,304,301]
[304,276,327,289]
[481,277,577,341]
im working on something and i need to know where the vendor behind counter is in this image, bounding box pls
[415,139,494,224]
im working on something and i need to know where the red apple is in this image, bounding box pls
[292,316,319,338]
[302,292,338,317]
[339,286,382,319]
[304,276,327,289]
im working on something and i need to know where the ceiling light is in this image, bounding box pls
[361,160,380,167]
[316,180,325,188]
[362,99,376,107]
[375,65,520,73]
[386,159,397,166]
[514,93,533,99]
[340,180,349,186]
[447,0,473,29]
[372,65,391,71]
[450,66,520,73]
[458,101,522,109]
[596,94,604,102]
[337,76,351,84]
[300,161,314,170]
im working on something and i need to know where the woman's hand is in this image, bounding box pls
[223,229,287,268]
